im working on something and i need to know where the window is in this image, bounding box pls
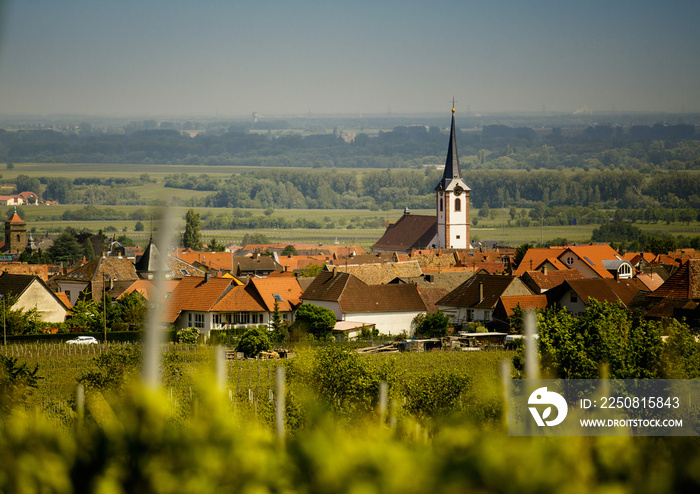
[570,292,578,303]
[466,309,474,321]
[565,256,575,266]
[188,313,205,329]
[273,294,283,302]
[454,198,461,212]
[213,314,221,326]
[439,198,443,212]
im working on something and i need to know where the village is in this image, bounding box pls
[0,109,697,350]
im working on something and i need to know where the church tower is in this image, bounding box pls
[435,106,470,249]
[4,208,27,255]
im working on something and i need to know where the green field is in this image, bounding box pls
[3,163,700,249]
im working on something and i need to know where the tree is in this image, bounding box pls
[134,221,145,232]
[117,292,148,331]
[14,175,41,195]
[241,232,271,246]
[208,237,225,252]
[183,209,203,250]
[513,243,533,269]
[236,326,271,358]
[293,303,336,339]
[478,202,490,218]
[47,231,83,263]
[43,177,72,203]
[83,238,96,261]
[413,311,449,338]
[281,245,297,256]
[523,301,663,380]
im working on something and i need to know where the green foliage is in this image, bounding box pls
[176,327,200,345]
[67,298,101,331]
[77,345,141,391]
[236,326,272,358]
[298,263,324,277]
[294,303,336,339]
[281,244,297,256]
[241,232,271,245]
[413,311,449,338]
[47,230,83,263]
[513,243,533,268]
[208,237,225,252]
[0,355,40,414]
[403,370,470,419]
[305,346,398,419]
[182,209,203,250]
[519,302,663,379]
[659,319,700,378]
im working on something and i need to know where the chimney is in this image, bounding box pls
[543,265,548,276]
[479,282,484,301]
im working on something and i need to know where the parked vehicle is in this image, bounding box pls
[66,336,99,345]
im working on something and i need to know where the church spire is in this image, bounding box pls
[436,103,461,191]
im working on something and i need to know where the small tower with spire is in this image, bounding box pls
[3,207,27,255]
[435,102,470,249]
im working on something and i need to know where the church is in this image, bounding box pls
[373,107,471,253]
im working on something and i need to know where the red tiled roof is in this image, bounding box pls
[514,248,568,276]
[648,259,700,300]
[498,295,548,317]
[249,276,302,312]
[163,277,234,323]
[117,279,180,301]
[521,270,585,292]
[555,278,648,308]
[211,285,265,312]
[7,213,24,224]
[634,273,665,292]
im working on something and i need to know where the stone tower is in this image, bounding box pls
[4,209,27,255]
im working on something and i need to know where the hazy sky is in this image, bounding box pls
[0,0,699,117]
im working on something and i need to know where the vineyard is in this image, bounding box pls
[1,342,699,492]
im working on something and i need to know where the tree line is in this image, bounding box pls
[1,123,698,172]
[161,169,700,211]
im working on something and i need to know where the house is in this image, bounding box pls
[436,273,533,328]
[302,271,427,335]
[545,278,649,316]
[210,274,302,331]
[644,259,700,327]
[492,295,548,333]
[0,273,69,323]
[520,269,585,294]
[514,244,631,279]
[0,191,39,206]
[54,256,139,306]
[163,276,236,335]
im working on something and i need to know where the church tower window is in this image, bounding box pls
[454,198,461,212]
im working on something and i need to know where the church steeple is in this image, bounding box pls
[435,103,470,250]
[436,105,462,191]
